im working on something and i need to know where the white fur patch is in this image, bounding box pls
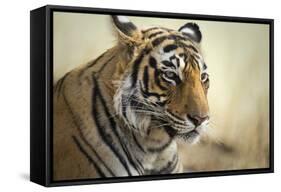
[178,56,185,70]
[180,27,195,36]
[117,16,130,23]
[113,75,152,135]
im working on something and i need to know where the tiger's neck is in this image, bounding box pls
[91,46,180,174]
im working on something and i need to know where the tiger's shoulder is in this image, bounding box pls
[54,47,120,98]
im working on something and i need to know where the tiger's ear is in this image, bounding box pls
[112,15,142,46]
[178,23,202,43]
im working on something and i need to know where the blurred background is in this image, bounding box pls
[53,12,270,172]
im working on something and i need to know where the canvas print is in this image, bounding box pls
[53,12,270,181]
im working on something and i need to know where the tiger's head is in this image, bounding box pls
[112,16,209,143]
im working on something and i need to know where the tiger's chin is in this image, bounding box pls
[176,130,201,144]
[174,125,208,144]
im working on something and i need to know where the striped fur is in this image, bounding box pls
[53,16,209,180]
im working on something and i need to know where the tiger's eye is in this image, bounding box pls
[165,71,176,78]
[201,73,209,82]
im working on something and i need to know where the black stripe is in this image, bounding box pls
[131,53,145,87]
[54,72,70,96]
[121,96,128,120]
[75,122,116,176]
[174,76,182,85]
[186,45,199,53]
[160,155,178,174]
[85,51,107,69]
[193,54,200,59]
[169,55,180,68]
[148,31,164,39]
[161,60,175,68]
[92,79,133,176]
[140,82,167,100]
[54,79,62,93]
[179,43,199,53]
[132,132,146,153]
[96,82,143,175]
[142,27,160,33]
[151,154,178,174]
[161,76,174,85]
[147,137,172,153]
[78,52,113,81]
[190,55,200,68]
[167,110,185,122]
[131,41,170,88]
[166,117,187,126]
[152,34,188,47]
[76,134,116,177]
[149,56,157,68]
[148,56,168,91]
[152,35,170,47]
[94,55,115,78]
[182,56,188,71]
[93,77,143,175]
[143,66,149,92]
[172,35,188,41]
[61,90,115,176]
[179,53,188,62]
[154,69,168,91]
[135,157,145,174]
[163,44,178,52]
[164,125,178,138]
[72,136,105,177]
[175,57,180,68]
[155,100,168,107]
[169,55,176,61]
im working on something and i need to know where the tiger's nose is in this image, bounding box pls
[187,115,209,126]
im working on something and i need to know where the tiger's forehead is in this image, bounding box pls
[142,27,201,54]
[140,27,207,74]
[141,27,172,38]
[142,27,195,44]
[148,38,205,70]
[152,47,205,74]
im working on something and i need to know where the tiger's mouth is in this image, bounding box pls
[114,85,207,143]
[175,127,201,143]
[154,114,208,143]
[123,97,207,139]
[162,124,203,143]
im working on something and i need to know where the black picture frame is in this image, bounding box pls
[30,4,274,187]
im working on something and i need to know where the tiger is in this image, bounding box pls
[53,15,210,180]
